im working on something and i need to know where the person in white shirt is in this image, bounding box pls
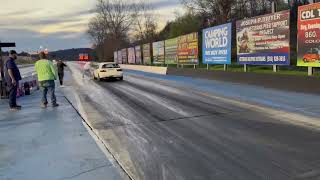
[82,62,92,79]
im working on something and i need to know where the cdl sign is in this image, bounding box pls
[301,9,320,20]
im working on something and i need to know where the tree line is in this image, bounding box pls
[88,0,316,62]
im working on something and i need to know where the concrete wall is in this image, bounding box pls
[120,64,167,75]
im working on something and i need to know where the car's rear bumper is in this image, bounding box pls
[99,72,123,78]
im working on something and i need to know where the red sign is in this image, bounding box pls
[79,53,89,61]
[297,2,320,67]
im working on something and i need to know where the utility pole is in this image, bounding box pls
[271,1,279,73]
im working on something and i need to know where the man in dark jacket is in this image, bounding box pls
[4,50,22,111]
[56,60,67,87]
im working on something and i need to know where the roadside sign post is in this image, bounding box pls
[244,64,248,72]
[308,67,314,76]
[272,2,278,73]
[206,64,209,70]
[224,64,228,71]
[273,65,278,72]
[273,65,279,72]
[194,65,196,69]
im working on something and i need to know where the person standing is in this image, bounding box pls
[4,50,22,111]
[57,60,67,87]
[35,52,59,108]
[82,61,91,79]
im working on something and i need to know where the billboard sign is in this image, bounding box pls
[236,10,290,65]
[297,2,320,67]
[135,45,142,64]
[165,38,178,64]
[117,51,122,64]
[203,23,232,64]
[79,53,89,61]
[152,41,165,64]
[128,47,136,64]
[143,43,152,65]
[177,32,199,65]
[114,51,118,63]
[121,49,127,64]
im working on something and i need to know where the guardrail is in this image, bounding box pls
[119,64,168,75]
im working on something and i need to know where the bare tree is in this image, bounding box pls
[88,16,107,46]
[182,0,278,24]
[96,0,139,40]
[182,0,235,24]
[88,0,144,61]
[132,3,158,44]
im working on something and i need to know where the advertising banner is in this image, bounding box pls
[135,45,142,64]
[114,51,118,63]
[127,47,136,64]
[203,23,232,64]
[165,38,178,64]
[152,41,165,64]
[236,10,290,65]
[121,49,127,64]
[177,32,199,65]
[143,43,152,65]
[117,51,122,64]
[297,2,320,67]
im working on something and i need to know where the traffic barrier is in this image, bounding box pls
[119,64,168,75]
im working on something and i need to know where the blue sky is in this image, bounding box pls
[0,0,183,52]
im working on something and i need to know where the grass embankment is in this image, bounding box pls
[166,63,320,77]
[16,59,36,65]
[2,56,36,65]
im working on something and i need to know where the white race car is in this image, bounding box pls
[93,62,123,81]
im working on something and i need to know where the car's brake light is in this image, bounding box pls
[117,69,122,71]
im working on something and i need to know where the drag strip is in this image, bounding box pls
[64,63,320,180]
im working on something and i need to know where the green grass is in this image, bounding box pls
[129,62,320,77]
[16,58,36,65]
[205,64,320,77]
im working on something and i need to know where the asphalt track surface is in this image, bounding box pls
[65,63,320,180]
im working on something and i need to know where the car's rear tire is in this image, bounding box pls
[119,77,123,81]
